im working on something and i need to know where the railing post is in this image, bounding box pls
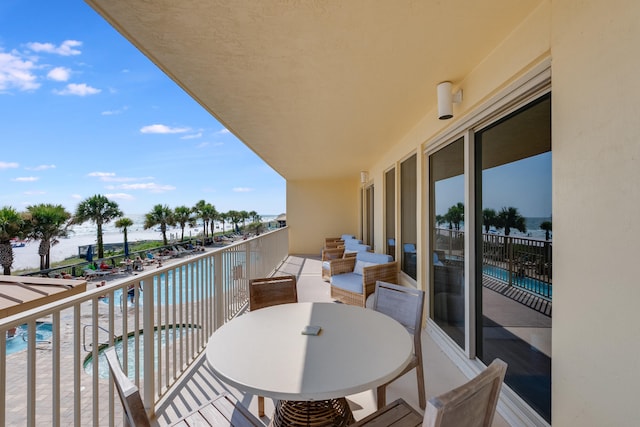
[214,252,225,329]
[245,241,251,281]
[507,236,513,287]
[142,277,155,417]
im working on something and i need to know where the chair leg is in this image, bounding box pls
[258,395,265,417]
[416,363,426,409]
[376,384,387,410]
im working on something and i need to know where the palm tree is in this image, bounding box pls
[173,205,194,241]
[496,206,526,236]
[249,210,260,223]
[115,217,134,257]
[240,210,250,228]
[144,204,175,245]
[26,204,72,270]
[540,220,552,241]
[446,202,464,230]
[226,210,243,233]
[72,195,123,259]
[193,200,217,237]
[0,206,28,275]
[218,211,228,233]
[483,208,498,233]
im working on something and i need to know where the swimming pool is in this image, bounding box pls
[483,264,552,298]
[5,322,53,356]
[83,324,195,379]
[100,266,206,306]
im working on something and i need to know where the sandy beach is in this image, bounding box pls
[11,228,196,271]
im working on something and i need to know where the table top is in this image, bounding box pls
[206,302,413,401]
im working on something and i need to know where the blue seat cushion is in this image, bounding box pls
[356,252,392,264]
[330,273,363,294]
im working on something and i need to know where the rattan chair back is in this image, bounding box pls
[249,275,298,311]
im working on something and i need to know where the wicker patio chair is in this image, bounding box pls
[329,253,397,307]
[324,237,345,249]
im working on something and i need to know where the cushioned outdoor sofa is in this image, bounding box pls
[329,252,398,307]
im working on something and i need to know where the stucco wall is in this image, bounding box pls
[370,0,552,291]
[284,2,640,422]
[552,1,640,425]
[287,178,360,255]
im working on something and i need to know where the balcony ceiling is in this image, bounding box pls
[86,0,542,181]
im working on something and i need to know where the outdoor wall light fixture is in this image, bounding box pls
[437,81,462,120]
[360,171,369,184]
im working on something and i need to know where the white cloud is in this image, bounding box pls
[106,176,153,183]
[47,66,71,81]
[140,124,190,134]
[0,51,40,91]
[101,106,129,116]
[119,183,176,192]
[54,83,101,96]
[217,128,230,134]
[196,142,210,148]
[12,176,39,182]
[88,171,116,178]
[27,40,82,56]
[104,193,134,201]
[0,161,19,169]
[26,164,56,171]
[71,194,82,199]
[24,190,46,195]
[233,187,254,193]
[181,132,202,140]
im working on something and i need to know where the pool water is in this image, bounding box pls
[83,325,194,379]
[100,266,206,306]
[5,322,53,356]
[483,265,552,297]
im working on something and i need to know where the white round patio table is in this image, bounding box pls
[206,302,413,426]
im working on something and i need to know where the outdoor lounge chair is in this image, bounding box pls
[321,246,357,281]
[329,252,397,307]
[83,268,113,280]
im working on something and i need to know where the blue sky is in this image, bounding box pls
[0,1,286,217]
[435,152,552,218]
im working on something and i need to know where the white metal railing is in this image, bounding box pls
[0,227,288,426]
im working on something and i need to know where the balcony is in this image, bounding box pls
[0,228,509,426]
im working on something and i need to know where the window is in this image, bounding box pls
[400,154,417,279]
[385,168,396,259]
[363,185,374,246]
[430,137,465,349]
[475,94,551,422]
[427,91,552,423]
